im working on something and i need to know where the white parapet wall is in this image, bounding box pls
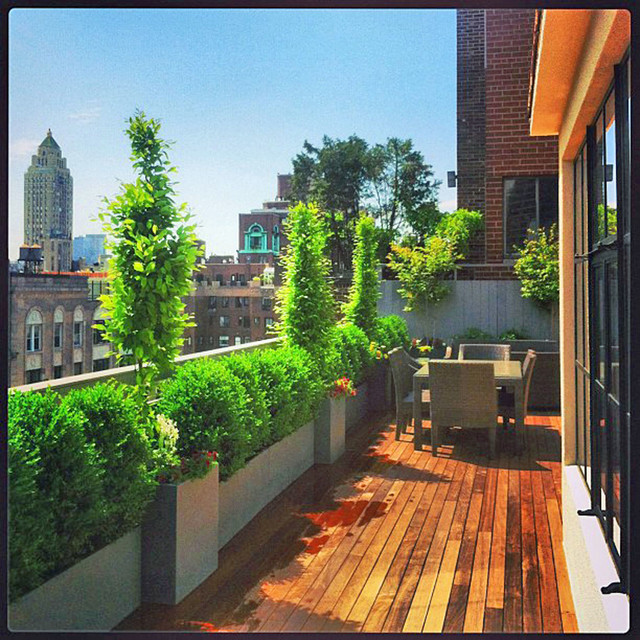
[562,466,629,633]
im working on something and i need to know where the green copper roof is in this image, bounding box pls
[40,129,60,150]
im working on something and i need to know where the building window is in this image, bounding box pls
[219,335,229,347]
[93,358,110,372]
[208,296,217,309]
[264,317,274,328]
[54,365,63,379]
[245,223,266,252]
[261,297,272,311]
[254,316,260,325]
[92,320,107,345]
[243,336,252,344]
[73,321,83,346]
[503,176,559,256]
[74,362,83,375]
[234,336,242,346]
[54,322,63,349]
[26,368,43,384]
[220,315,230,328]
[221,297,230,308]
[235,297,249,308]
[198,336,204,345]
[26,309,43,352]
[209,336,214,344]
[185,336,192,346]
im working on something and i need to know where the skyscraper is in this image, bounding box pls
[24,130,73,272]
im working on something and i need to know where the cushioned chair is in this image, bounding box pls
[429,361,498,457]
[389,347,430,441]
[458,343,511,361]
[499,349,537,428]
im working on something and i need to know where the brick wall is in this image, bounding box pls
[457,8,487,264]
[484,9,558,265]
[456,9,558,278]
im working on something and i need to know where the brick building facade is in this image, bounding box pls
[9,273,113,386]
[182,279,277,354]
[456,9,559,279]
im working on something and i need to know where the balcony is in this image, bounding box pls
[116,406,574,633]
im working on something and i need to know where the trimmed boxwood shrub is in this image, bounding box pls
[60,382,156,546]
[246,346,325,445]
[8,389,104,601]
[221,352,271,457]
[157,358,252,481]
[374,315,410,351]
[335,323,374,385]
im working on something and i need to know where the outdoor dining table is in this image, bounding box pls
[412,359,525,453]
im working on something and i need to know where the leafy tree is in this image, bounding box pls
[98,110,202,410]
[367,137,441,244]
[343,215,380,339]
[274,202,337,372]
[387,208,483,312]
[597,203,617,238]
[290,136,370,273]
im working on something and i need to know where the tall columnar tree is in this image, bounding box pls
[343,214,380,339]
[274,202,336,369]
[99,110,202,407]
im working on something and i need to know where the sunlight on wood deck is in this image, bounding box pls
[117,410,578,633]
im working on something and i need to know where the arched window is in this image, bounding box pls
[26,309,43,352]
[273,225,280,254]
[53,307,64,349]
[245,223,266,252]
[73,307,84,347]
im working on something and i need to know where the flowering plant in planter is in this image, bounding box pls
[410,338,432,357]
[156,451,218,484]
[369,341,388,361]
[329,377,357,398]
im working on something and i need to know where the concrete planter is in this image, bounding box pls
[346,381,370,431]
[218,419,315,548]
[367,361,390,412]
[9,527,141,631]
[315,395,346,464]
[141,465,219,605]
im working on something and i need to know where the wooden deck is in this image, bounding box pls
[117,411,578,633]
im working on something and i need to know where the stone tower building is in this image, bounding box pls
[24,130,73,272]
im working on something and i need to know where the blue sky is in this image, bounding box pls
[8,8,457,260]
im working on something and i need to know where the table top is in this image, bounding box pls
[414,359,523,383]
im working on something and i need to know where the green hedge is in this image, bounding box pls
[374,315,410,351]
[158,345,325,479]
[8,385,155,602]
[61,382,156,545]
[157,358,252,480]
[334,323,374,385]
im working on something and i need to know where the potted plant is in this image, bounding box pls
[316,378,355,464]
[141,413,219,605]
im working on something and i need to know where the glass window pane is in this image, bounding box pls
[593,112,606,244]
[576,370,585,466]
[584,374,592,488]
[539,176,559,230]
[604,90,617,238]
[609,263,620,400]
[505,177,537,253]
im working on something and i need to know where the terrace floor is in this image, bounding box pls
[117,410,578,633]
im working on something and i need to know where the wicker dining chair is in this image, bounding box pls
[388,347,430,441]
[458,343,511,361]
[429,361,498,457]
[499,349,537,428]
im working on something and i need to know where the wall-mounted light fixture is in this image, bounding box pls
[447,171,458,188]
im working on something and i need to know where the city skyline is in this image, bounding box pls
[9,8,457,261]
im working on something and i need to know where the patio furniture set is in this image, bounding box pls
[389,343,538,457]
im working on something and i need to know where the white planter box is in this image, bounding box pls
[218,419,315,548]
[346,381,369,431]
[9,527,141,631]
[141,465,219,605]
[315,396,346,464]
